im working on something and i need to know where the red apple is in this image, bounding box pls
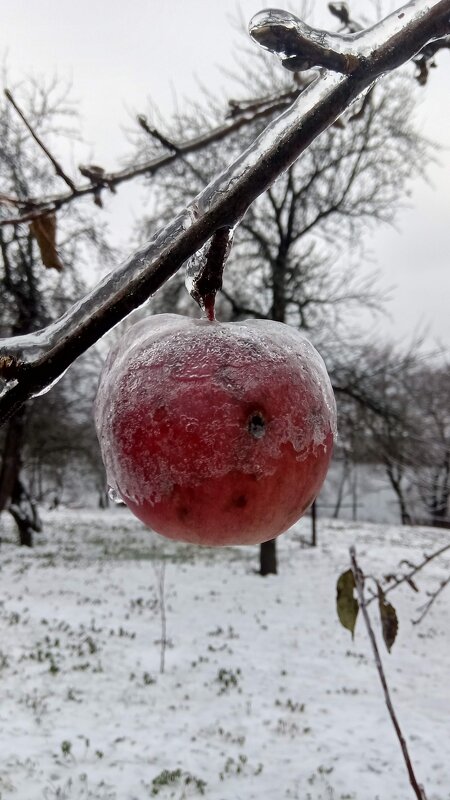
[95,314,336,545]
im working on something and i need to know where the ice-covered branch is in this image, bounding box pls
[2,6,448,228]
[0,96,298,228]
[0,0,449,424]
[249,9,362,72]
[249,2,450,75]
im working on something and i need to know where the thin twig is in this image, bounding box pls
[367,543,450,605]
[137,115,179,152]
[412,573,450,624]
[350,546,428,800]
[0,193,38,208]
[137,115,208,184]
[0,94,295,228]
[4,89,76,192]
[227,87,301,117]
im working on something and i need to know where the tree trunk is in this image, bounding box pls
[0,405,41,546]
[429,453,450,528]
[260,538,277,575]
[9,478,42,547]
[0,231,43,545]
[0,408,27,512]
[385,463,413,525]
[98,482,110,509]
[333,459,349,519]
[351,466,358,521]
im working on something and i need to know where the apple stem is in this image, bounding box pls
[189,226,234,319]
[203,295,216,321]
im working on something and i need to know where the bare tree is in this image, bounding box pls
[23,346,106,508]
[331,341,423,524]
[0,77,112,544]
[331,338,450,529]
[408,363,450,527]
[130,35,432,572]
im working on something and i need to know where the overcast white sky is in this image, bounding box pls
[1,1,449,350]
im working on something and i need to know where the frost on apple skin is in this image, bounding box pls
[94,314,337,537]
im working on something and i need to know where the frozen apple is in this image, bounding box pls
[94,314,337,545]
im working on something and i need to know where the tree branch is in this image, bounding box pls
[412,572,450,624]
[2,13,448,226]
[249,5,449,76]
[350,547,428,800]
[374,543,450,602]
[4,89,76,193]
[136,115,179,153]
[220,287,269,321]
[0,93,298,228]
[0,0,449,425]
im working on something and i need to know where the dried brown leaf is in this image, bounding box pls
[30,214,63,271]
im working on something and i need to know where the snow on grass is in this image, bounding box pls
[0,509,449,799]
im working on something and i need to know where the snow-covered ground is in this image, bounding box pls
[0,509,449,800]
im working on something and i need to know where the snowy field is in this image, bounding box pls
[0,509,449,800]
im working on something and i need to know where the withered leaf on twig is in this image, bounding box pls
[337,569,359,639]
[377,584,399,653]
[30,214,63,271]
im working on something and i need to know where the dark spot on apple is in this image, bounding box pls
[177,505,190,521]
[224,493,248,512]
[248,411,266,439]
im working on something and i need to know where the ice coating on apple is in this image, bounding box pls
[94,314,337,546]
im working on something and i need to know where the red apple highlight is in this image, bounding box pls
[95,314,337,545]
